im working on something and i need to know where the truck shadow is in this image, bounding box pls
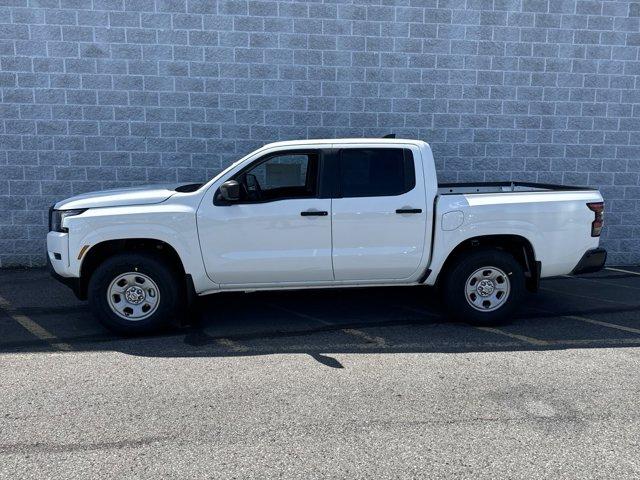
[1,269,640,363]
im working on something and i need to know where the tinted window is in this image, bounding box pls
[238,152,318,202]
[339,148,415,198]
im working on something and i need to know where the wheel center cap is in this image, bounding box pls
[124,286,145,304]
[476,279,495,297]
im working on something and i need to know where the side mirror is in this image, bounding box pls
[218,180,240,202]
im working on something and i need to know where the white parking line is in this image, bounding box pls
[534,306,640,337]
[547,338,640,347]
[268,303,389,348]
[216,338,249,352]
[401,305,555,346]
[564,315,640,336]
[201,337,640,354]
[540,287,637,306]
[269,304,332,325]
[0,294,72,352]
[341,328,387,347]
[563,275,640,291]
[475,327,550,346]
[399,306,442,318]
[401,305,552,346]
[606,267,640,276]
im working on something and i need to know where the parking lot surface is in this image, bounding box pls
[1,267,640,479]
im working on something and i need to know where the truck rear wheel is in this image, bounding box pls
[88,253,183,335]
[443,249,525,325]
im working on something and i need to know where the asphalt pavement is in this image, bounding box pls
[1,266,640,478]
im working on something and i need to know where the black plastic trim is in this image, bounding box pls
[396,208,422,214]
[48,205,54,231]
[571,248,607,275]
[418,268,432,284]
[319,148,339,199]
[47,255,83,299]
[300,210,328,216]
[527,260,542,292]
[438,181,597,195]
[185,274,196,307]
[174,183,203,193]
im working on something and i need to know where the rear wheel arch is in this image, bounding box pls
[78,238,187,300]
[436,234,539,292]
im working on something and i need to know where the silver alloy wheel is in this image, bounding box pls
[107,272,160,321]
[464,266,511,312]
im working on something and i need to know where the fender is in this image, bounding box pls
[65,204,217,294]
[425,221,540,286]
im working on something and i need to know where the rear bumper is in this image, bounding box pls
[571,248,607,275]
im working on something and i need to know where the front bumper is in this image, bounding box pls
[46,231,83,298]
[571,247,607,275]
[47,231,71,276]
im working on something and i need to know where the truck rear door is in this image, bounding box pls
[331,145,428,281]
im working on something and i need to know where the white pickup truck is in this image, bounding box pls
[47,138,606,334]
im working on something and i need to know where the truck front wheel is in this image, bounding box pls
[88,253,183,335]
[443,249,525,325]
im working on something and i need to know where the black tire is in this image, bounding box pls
[88,253,184,335]
[442,249,525,325]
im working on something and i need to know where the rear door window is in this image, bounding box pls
[338,148,415,198]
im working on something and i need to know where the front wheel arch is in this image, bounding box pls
[78,238,186,300]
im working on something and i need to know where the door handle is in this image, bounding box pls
[301,210,328,216]
[396,208,422,214]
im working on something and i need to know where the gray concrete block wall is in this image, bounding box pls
[0,0,639,267]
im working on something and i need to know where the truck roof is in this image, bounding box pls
[262,138,429,149]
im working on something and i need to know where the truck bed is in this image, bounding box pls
[437,181,597,196]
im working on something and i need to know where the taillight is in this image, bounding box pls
[587,202,604,237]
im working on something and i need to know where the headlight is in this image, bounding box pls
[49,208,87,233]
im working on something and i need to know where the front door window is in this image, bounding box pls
[238,153,318,203]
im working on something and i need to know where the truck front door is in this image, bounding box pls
[197,149,334,285]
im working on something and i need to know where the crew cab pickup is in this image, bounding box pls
[47,138,606,334]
